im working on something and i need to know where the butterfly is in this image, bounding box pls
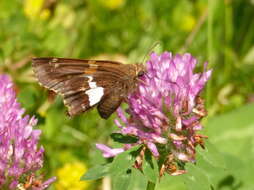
[32,57,145,119]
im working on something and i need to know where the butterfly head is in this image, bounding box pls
[135,63,146,78]
[132,63,147,88]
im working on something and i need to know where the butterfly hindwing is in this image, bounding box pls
[97,91,124,119]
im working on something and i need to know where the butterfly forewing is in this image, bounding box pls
[32,57,133,118]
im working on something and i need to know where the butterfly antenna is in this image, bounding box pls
[141,41,162,65]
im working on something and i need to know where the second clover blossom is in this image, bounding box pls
[97,52,212,176]
[0,74,56,190]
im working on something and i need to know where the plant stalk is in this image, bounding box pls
[146,181,156,190]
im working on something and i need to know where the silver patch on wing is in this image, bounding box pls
[85,87,104,106]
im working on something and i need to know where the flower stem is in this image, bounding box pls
[146,181,156,190]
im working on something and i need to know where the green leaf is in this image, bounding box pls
[156,175,186,190]
[181,164,211,190]
[112,169,132,190]
[207,103,254,151]
[110,145,141,175]
[193,148,228,188]
[142,150,159,183]
[110,133,139,144]
[200,103,254,189]
[206,102,254,163]
[130,169,148,190]
[146,181,156,190]
[80,163,111,180]
[222,153,245,180]
[197,141,226,168]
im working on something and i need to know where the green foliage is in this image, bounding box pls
[1,0,254,189]
[81,163,111,180]
[110,133,139,144]
[112,169,132,190]
[109,145,141,175]
[142,150,159,183]
[156,103,254,190]
[82,145,146,190]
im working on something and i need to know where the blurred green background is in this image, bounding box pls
[1,0,254,189]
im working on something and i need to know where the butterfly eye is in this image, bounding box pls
[137,71,145,77]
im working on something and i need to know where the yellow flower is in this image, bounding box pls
[180,15,196,32]
[99,0,125,10]
[24,0,50,20]
[55,161,91,190]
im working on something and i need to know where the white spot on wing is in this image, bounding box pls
[85,87,104,106]
[87,76,97,88]
[87,76,93,81]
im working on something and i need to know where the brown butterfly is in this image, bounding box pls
[32,57,145,119]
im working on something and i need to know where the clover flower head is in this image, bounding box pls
[97,52,212,175]
[0,74,56,189]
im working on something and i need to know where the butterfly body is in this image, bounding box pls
[32,58,145,119]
